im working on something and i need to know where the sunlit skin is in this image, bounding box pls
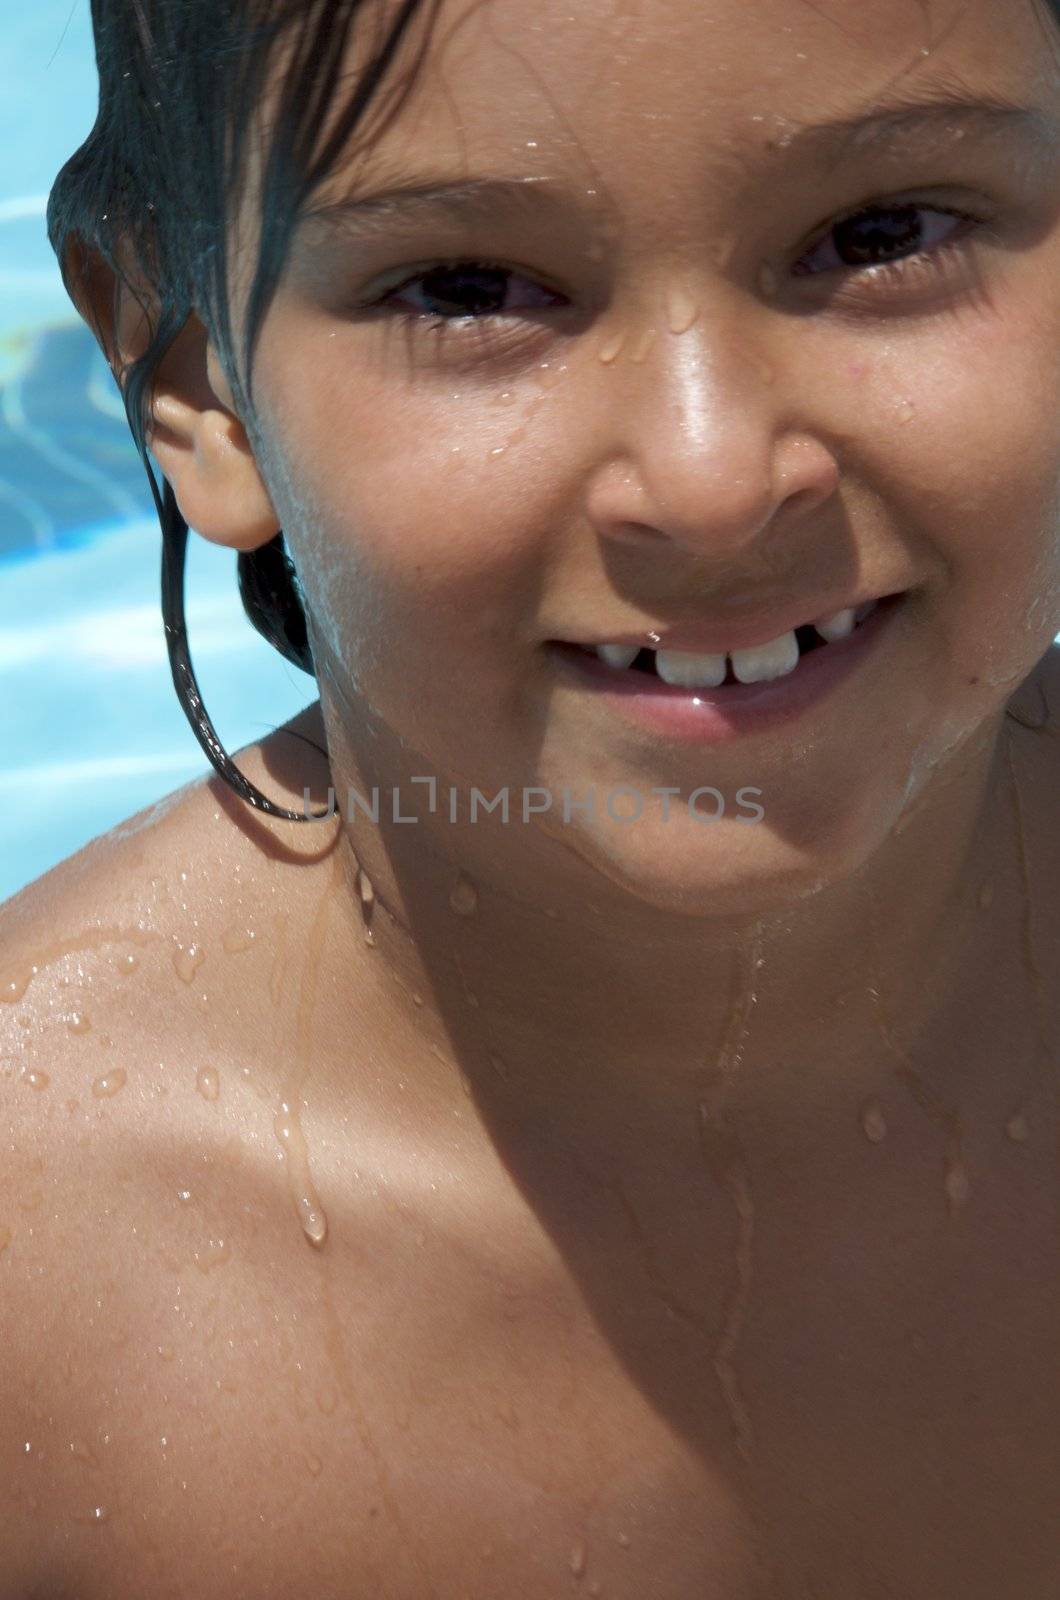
[162,0,1060,1127]
[1,0,1059,1592]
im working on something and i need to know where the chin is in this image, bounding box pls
[551,786,905,919]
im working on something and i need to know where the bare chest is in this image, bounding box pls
[28,1124,1060,1600]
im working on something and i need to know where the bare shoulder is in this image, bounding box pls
[0,702,367,1594]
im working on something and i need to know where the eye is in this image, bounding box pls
[373,260,566,330]
[793,200,985,291]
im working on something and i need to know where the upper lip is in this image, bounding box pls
[555,592,897,657]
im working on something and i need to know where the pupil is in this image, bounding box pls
[421,265,507,317]
[834,205,922,267]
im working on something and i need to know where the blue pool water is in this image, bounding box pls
[0,4,314,905]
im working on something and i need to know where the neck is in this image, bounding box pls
[304,701,1017,1158]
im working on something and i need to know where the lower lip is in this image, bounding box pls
[547,595,904,744]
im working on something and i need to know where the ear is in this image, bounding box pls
[61,233,281,553]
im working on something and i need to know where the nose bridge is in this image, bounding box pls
[595,293,795,551]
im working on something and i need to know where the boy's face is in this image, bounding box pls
[239,0,1060,912]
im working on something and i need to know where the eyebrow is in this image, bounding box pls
[297,89,1057,242]
[297,175,563,244]
[792,87,1058,173]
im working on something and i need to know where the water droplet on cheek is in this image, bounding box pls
[193,1237,231,1273]
[597,328,626,364]
[665,285,700,335]
[20,1068,50,1092]
[860,1100,888,1143]
[757,262,779,297]
[448,873,479,916]
[196,1066,220,1102]
[91,1069,127,1099]
[629,326,656,364]
[173,943,205,984]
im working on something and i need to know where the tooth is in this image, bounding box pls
[654,649,728,688]
[814,607,855,643]
[729,630,799,685]
[595,643,640,670]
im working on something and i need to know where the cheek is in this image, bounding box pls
[278,379,572,694]
[861,312,1060,661]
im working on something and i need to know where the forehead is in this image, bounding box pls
[310,0,1058,196]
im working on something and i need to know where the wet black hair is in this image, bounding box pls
[46,0,438,816]
[46,0,1060,813]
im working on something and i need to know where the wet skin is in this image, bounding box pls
[1,664,1058,1599]
[4,0,1060,1591]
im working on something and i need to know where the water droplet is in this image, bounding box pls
[711,234,738,269]
[597,329,626,364]
[304,1451,323,1477]
[65,1012,92,1034]
[0,1225,12,1254]
[616,1531,631,1547]
[196,1066,220,1102]
[629,325,657,364]
[91,1069,127,1099]
[757,262,779,297]
[1005,1113,1030,1142]
[297,1195,327,1246]
[157,1345,175,1361]
[570,1540,587,1577]
[72,1505,109,1525]
[177,1188,193,1203]
[0,963,40,1004]
[944,1160,971,1213]
[665,285,699,335]
[861,1100,888,1143]
[18,1190,43,1212]
[315,1382,339,1416]
[69,1439,100,1467]
[411,991,424,1007]
[20,1068,50,1092]
[534,360,565,390]
[193,1237,231,1273]
[896,399,916,426]
[221,927,257,954]
[488,1052,508,1081]
[448,873,479,916]
[173,942,205,984]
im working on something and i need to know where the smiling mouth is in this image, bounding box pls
[552,595,909,688]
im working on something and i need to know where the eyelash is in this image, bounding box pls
[368,201,991,339]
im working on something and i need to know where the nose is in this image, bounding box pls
[584,308,839,564]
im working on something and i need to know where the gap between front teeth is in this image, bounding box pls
[593,600,877,687]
